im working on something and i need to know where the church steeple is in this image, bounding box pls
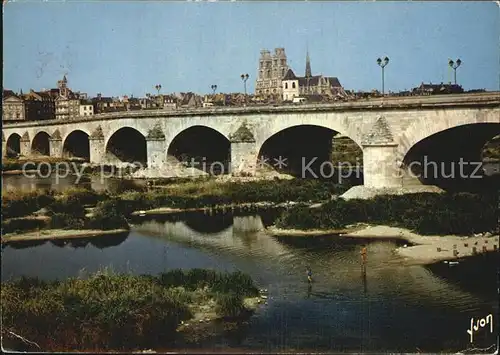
[305,50,312,78]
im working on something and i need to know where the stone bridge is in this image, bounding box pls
[2,92,499,189]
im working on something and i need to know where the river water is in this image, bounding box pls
[1,175,499,352]
[2,207,498,353]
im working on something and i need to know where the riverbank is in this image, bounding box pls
[344,225,499,265]
[274,192,498,236]
[1,228,129,244]
[1,268,262,352]
[267,223,499,265]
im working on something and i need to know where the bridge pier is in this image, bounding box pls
[89,126,105,164]
[49,133,63,158]
[2,133,6,158]
[361,117,402,189]
[229,123,257,176]
[230,141,257,176]
[20,133,31,157]
[362,144,402,188]
[146,125,166,170]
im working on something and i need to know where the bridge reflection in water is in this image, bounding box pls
[1,211,497,352]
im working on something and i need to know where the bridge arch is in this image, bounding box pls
[63,130,90,160]
[31,131,51,156]
[167,125,231,175]
[105,127,147,165]
[256,123,363,179]
[399,116,500,190]
[6,133,21,157]
[397,112,500,160]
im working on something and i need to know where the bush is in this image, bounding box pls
[214,292,246,318]
[62,188,107,206]
[1,268,257,351]
[50,213,86,230]
[46,197,86,218]
[2,218,48,234]
[2,190,55,219]
[275,192,498,235]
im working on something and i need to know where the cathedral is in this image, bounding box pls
[282,51,344,102]
[254,47,344,102]
[254,48,289,100]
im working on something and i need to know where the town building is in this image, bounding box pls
[255,48,289,100]
[92,94,115,113]
[281,51,345,102]
[2,90,25,121]
[23,90,56,121]
[55,76,81,120]
[411,82,464,96]
[79,100,94,116]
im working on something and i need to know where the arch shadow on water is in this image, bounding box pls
[3,240,47,250]
[48,233,130,249]
[274,235,409,251]
[135,211,234,234]
[426,252,499,298]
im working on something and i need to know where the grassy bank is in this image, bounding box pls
[275,192,498,236]
[1,188,127,234]
[1,268,259,352]
[1,179,346,237]
[113,178,349,214]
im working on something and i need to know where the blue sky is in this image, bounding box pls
[3,1,499,97]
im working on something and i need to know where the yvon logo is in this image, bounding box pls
[466,314,493,343]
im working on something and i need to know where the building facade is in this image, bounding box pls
[2,90,25,121]
[281,52,344,102]
[79,100,94,116]
[255,48,289,100]
[23,90,56,121]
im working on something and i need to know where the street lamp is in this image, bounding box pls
[241,73,249,105]
[376,56,390,96]
[211,84,217,95]
[448,59,462,85]
[155,84,162,95]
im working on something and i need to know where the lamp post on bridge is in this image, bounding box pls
[376,57,390,96]
[240,73,249,106]
[448,59,462,85]
[154,84,162,109]
[211,84,217,95]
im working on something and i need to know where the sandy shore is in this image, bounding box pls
[266,224,499,265]
[1,228,129,244]
[266,224,366,237]
[343,225,499,265]
[131,201,297,216]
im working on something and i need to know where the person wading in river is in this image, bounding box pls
[306,266,313,283]
[360,245,367,265]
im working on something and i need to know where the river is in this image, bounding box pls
[2,206,498,352]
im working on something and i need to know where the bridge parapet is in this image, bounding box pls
[2,92,500,129]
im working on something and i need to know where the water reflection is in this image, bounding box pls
[3,232,129,251]
[2,173,146,193]
[1,211,497,352]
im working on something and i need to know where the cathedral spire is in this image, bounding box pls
[305,49,312,78]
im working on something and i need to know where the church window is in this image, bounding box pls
[292,82,296,89]
[285,83,288,89]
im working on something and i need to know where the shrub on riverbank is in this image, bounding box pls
[113,179,350,213]
[2,190,56,219]
[1,268,259,351]
[1,217,48,234]
[275,192,498,235]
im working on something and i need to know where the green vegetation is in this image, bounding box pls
[115,178,349,211]
[275,192,498,235]
[1,188,124,234]
[1,268,259,351]
[482,135,500,161]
